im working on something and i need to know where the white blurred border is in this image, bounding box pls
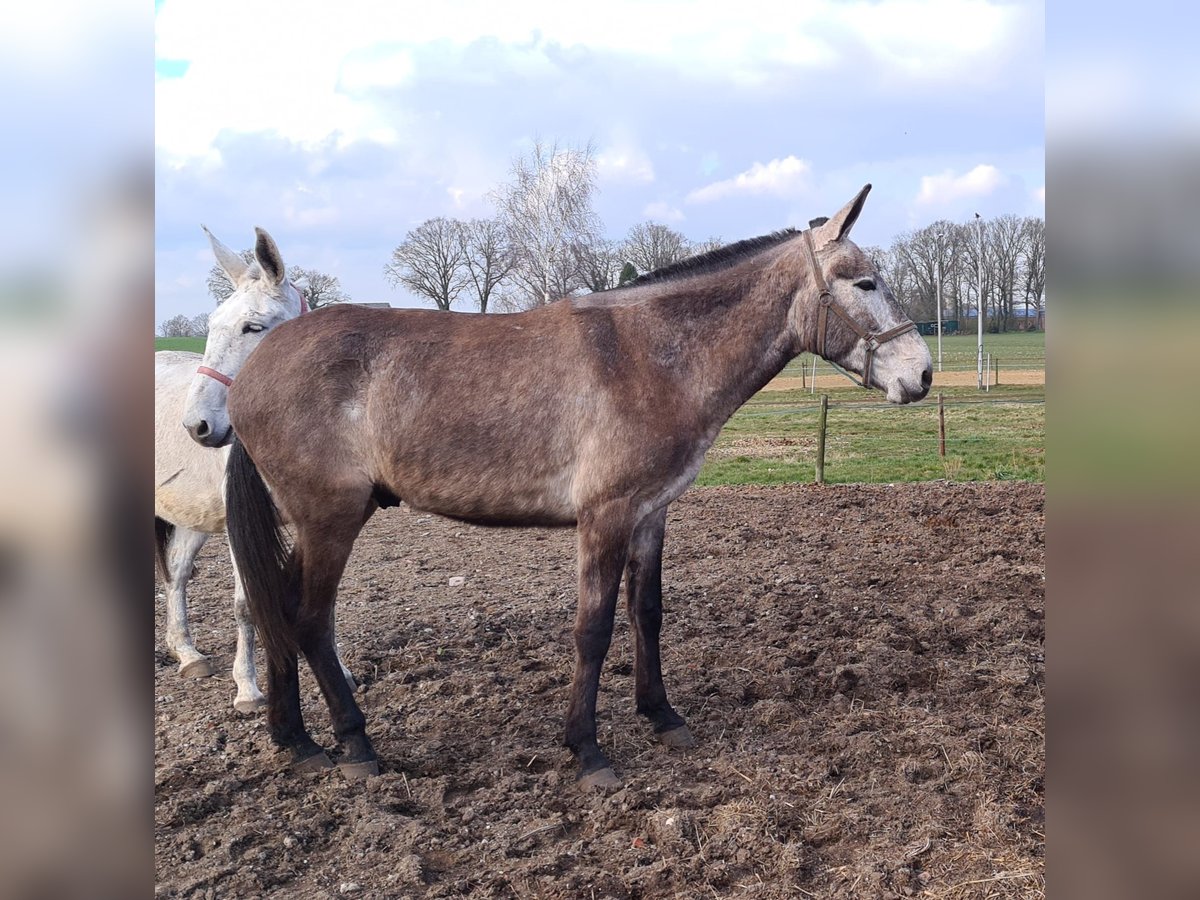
[0,1,150,896]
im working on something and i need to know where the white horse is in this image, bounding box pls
[155,226,352,712]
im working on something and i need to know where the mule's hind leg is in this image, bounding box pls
[258,555,330,771]
[625,506,694,748]
[332,607,356,690]
[266,643,331,772]
[565,504,635,790]
[293,509,377,779]
[163,526,213,678]
[228,550,267,714]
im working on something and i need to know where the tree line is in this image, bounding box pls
[864,214,1045,332]
[388,139,1044,331]
[160,139,1045,335]
[385,139,725,313]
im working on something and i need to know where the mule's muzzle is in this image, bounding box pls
[185,418,233,448]
[896,366,932,404]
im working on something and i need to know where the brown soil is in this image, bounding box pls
[155,482,1044,899]
[763,370,1044,392]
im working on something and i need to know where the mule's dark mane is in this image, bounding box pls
[627,229,799,288]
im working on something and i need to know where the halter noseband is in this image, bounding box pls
[801,228,916,390]
[196,282,307,387]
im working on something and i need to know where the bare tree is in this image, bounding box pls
[623,221,691,274]
[689,236,725,257]
[988,214,1025,331]
[159,314,194,337]
[189,312,209,337]
[206,249,255,303]
[490,138,600,308]
[955,219,995,332]
[891,221,956,322]
[575,237,625,293]
[287,266,350,309]
[458,217,513,313]
[1019,216,1046,326]
[384,217,470,311]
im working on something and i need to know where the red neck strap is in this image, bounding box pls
[196,365,233,387]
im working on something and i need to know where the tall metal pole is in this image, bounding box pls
[975,212,984,391]
[935,229,944,373]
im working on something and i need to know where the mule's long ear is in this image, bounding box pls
[254,227,286,285]
[816,184,872,246]
[203,225,249,284]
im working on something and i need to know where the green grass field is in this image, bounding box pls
[155,336,207,352]
[706,332,1045,486]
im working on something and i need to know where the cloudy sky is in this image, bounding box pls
[154,0,1044,323]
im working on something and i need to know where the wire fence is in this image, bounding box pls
[702,391,1046,486]
[777,355,1046,388]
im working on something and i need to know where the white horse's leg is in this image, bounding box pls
[164,526,214,678]
[228,550,268,714]
[333,606,356,690]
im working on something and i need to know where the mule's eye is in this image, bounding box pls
[242,322,265,334]
[855,279,876,291]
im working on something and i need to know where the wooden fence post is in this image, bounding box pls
[815,394,828,484]
[938,391,946,457]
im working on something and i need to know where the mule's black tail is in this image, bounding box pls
[226,436,298,668]
[154,517,174,583]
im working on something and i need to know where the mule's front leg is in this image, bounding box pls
[164,526,213,678]
[565,508,632,790]
[626,507,694,748]
[228,552,267,714]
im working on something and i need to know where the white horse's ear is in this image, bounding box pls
[814,184,871,246]
[202,225,249,284]
[254,227,286,285]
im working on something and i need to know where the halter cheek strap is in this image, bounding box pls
[195,282,307,387]
[801,229,916,389]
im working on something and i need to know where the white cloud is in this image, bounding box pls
[597,143,655,184]
[1033,185,1045,204]
[155,1,1031,161]
[642,201,684,223]
[338,47,414,94]
[916,164,1004,205]
[686,156,812,204]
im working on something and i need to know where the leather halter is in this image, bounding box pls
[196,282,307,388]
[801,228,916,389]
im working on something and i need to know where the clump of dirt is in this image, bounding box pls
[156,482,1044,898]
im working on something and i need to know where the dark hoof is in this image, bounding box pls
[578,767,621,792]
[180,657,214,678]
[657,725,696,749]
[293,751,334,774]
[338,759,379,780]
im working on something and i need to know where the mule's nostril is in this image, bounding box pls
[195,420,210,438]
[921,367,932,388]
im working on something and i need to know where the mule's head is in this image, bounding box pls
[182,226,305,447]
[791,185,932,404]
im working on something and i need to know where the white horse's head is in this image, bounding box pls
[182,226,305,447]
[793,185,933,404]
